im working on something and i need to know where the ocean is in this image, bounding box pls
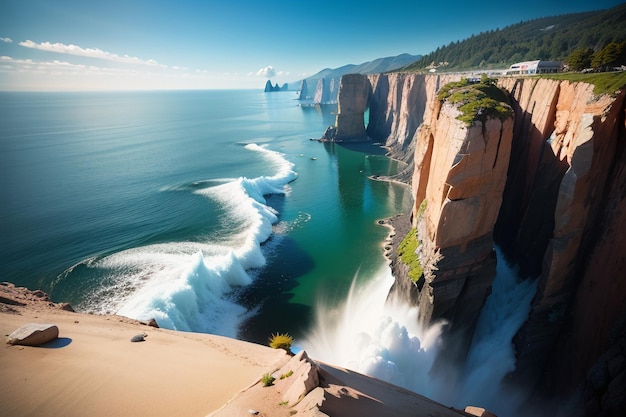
[0,89,412,343]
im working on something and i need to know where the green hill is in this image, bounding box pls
[403,3,626,72]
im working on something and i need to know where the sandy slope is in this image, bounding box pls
[0,286,287,417]
[1,283,472,417]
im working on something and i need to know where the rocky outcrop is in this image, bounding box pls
[312,77,338,104]
[275,350,320,407]
[323,74,370,141]
[411,91,514,366]
[314,78,327,104]
[297,79,310,101]
[264,81,288,92]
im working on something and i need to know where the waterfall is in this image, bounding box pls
[302,247,537,415]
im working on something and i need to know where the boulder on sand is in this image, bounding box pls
[7,323,59,346]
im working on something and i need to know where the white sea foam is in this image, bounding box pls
[303,247,537,414]
[302,267,445,398]
[450,247,537,414]
[80,144,296,338]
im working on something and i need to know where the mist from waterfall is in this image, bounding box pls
[302,247,537,415]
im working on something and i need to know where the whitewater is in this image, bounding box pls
[61,144,297,337]
[302,247,537,416]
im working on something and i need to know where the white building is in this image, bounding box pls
[505,60,562,75]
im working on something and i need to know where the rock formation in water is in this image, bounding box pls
[314,78,328,104]
[327,71,626,415]
[264,81,288,92]
[321,74,370,142]
[297,79,309,100]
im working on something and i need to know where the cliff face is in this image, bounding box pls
[413,97,514,366]
[367,73,461,157]
[494,78,626,401]
[325,74,370,141]
[329,72,626,412]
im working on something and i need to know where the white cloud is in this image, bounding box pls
[256,65,276,78]
[18,40,162,66]
[0,37,12,43]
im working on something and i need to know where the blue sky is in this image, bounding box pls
[0,0,622,90]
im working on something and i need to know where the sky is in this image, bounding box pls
[0,0,623,91]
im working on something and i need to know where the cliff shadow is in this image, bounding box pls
[366,74,392,141]
[494,111,568,278]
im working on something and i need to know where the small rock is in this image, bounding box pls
[464,406,498,417]
[59,302,75,312]
[7,323,59,346]
[131,333,148,342]
[146,318,159,328]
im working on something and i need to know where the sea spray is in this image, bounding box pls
[303,247,537,413]
[450,247,537,414]
[302,267,445,398]
[66,143,297,337]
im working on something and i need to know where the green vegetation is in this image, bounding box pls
[269,333,294,352]
[566,42,626,72]
[279,401,289,406]
[402,4,626,72]
[261,373,276,387]
[417,198,427,219]
[280,370,294,380]
[437,77,513,126]
[398,228,423,284]
[538,71,626,96]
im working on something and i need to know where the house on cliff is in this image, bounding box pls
[505,60,562,75]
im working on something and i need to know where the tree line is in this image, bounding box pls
[403,3,626,72]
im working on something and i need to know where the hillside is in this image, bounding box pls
[403,3,626,71]
[293,53,421,93]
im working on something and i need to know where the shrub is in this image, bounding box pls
[398,228,423,284]
[261,373,275,387]
[280,370,294,379]
[269,333,293,352]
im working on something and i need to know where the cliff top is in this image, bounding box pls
[437,77,513,126]
[539,70,626,95]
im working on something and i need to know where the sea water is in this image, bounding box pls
[0,90,412,340]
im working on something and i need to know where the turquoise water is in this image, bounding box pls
[0,90,412,343]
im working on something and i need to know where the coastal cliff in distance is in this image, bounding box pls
[327,72,626,415]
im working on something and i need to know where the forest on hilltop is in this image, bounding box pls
[403,3,626,71]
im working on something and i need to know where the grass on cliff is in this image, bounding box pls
[538,71,626,96]
[437,76,513,126]
[398,228,423,284]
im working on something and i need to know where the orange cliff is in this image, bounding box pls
[495,77,626,412]
[327,72,626,415]
[411,94,514,368]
